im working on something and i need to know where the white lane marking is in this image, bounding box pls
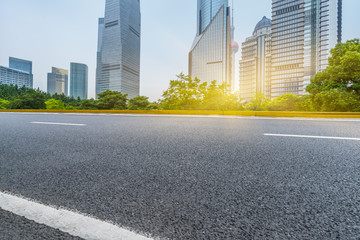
[0,191,152,240]
[2,112,360,122]
[31,122,86,126]
[264,133,360,141]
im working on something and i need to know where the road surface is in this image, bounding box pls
[1,112,360,239]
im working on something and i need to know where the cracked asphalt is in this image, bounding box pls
[1,113,360,239]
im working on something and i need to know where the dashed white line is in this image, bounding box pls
[0,191,152,240]
[31,122,86,126]
[264,133,360,141]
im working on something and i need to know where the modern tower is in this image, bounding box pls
[270,0,342,98]
[239,17,272,101]
[47,67,68,96]
[189,0,235,91]
[70,63,88,99]
[0,57,33,88]
[96,0,141,99]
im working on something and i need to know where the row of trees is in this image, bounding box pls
[1,39,359,112]
[0,85,158,111]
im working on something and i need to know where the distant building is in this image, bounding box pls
[0,57,33,88]
[47,67,68,96]
[239,17,272,101]
[189,0,235,91]
[96,0,141,99]
[70,63,88,99]
[270,0,342,98]
[9,57,33,74]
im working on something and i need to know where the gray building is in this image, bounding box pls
[96,0,141,99]
[239,17,272,101]
[271,0,342,98]
[47,67,68,96]
[70,63,88,99]
[189,0,235,92]
[0,57,33,88]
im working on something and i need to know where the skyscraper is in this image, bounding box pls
[189,0,235,91]
[70,63,88,99]
[239,17,272,101]
[96,0,141,99]
[9,57,32,74]
[271,0,342,98]
[0,57,33,88]
[47,67,68,96]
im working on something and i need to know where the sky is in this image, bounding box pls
[0,0,359,101]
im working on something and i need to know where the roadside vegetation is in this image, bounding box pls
[0,39,359,112]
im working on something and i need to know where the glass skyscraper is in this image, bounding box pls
[271,0,342,98]
[189,0,235,91]
[47,67,68,96]
[70,63,88,99]
[96,0,141,99]
[0,57,33,88]
[239,17,272,101]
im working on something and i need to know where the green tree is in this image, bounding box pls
[9,89,46,109]
[146,102,159,110]
[267,93,300,111]
[128,96,150,110]
[245,92,270,111]
[312,90,360,112]
[79,99,98,110]
[160,73,204,110]
[306,39,360,111]
[45,99,65,110]
[0,98,10,109]
[97,90,128,110]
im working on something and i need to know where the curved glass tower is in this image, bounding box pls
[96,0,141,99]
[189,0,234,91]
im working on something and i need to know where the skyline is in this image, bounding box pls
[0,0,359,100]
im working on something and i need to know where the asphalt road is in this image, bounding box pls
[1,112,360,239]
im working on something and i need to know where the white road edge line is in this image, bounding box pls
[0,191,152,240]
[31,122,86,126]
[264,133,360,141]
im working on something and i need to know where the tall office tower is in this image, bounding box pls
[96,0,141,99]
[70,63,88,99]
[0,57,33,88]
[189,0,235,91]
[9,57,32,74]
[271,0,342,98]
[239,17,272,101]
[47,67,68,96]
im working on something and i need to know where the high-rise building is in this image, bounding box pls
[70,63,88,99]
[96,0,141,99]
[189,0,236,91]
[239,17,272,101]
[0,57,33,88]
[47,67,68,96]
[9,57,32,74]
[271,0,342,98]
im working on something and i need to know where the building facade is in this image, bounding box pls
[96,0,141,99]
[239,17,272,101]
[47,67,68,96]
[189,0,235,91]
[70,63,88,99]
[0,57,33,88]
[271,0,342,98]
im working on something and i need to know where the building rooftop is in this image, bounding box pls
[253,16,272,34]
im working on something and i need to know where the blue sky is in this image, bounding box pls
[0,0,359,100]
